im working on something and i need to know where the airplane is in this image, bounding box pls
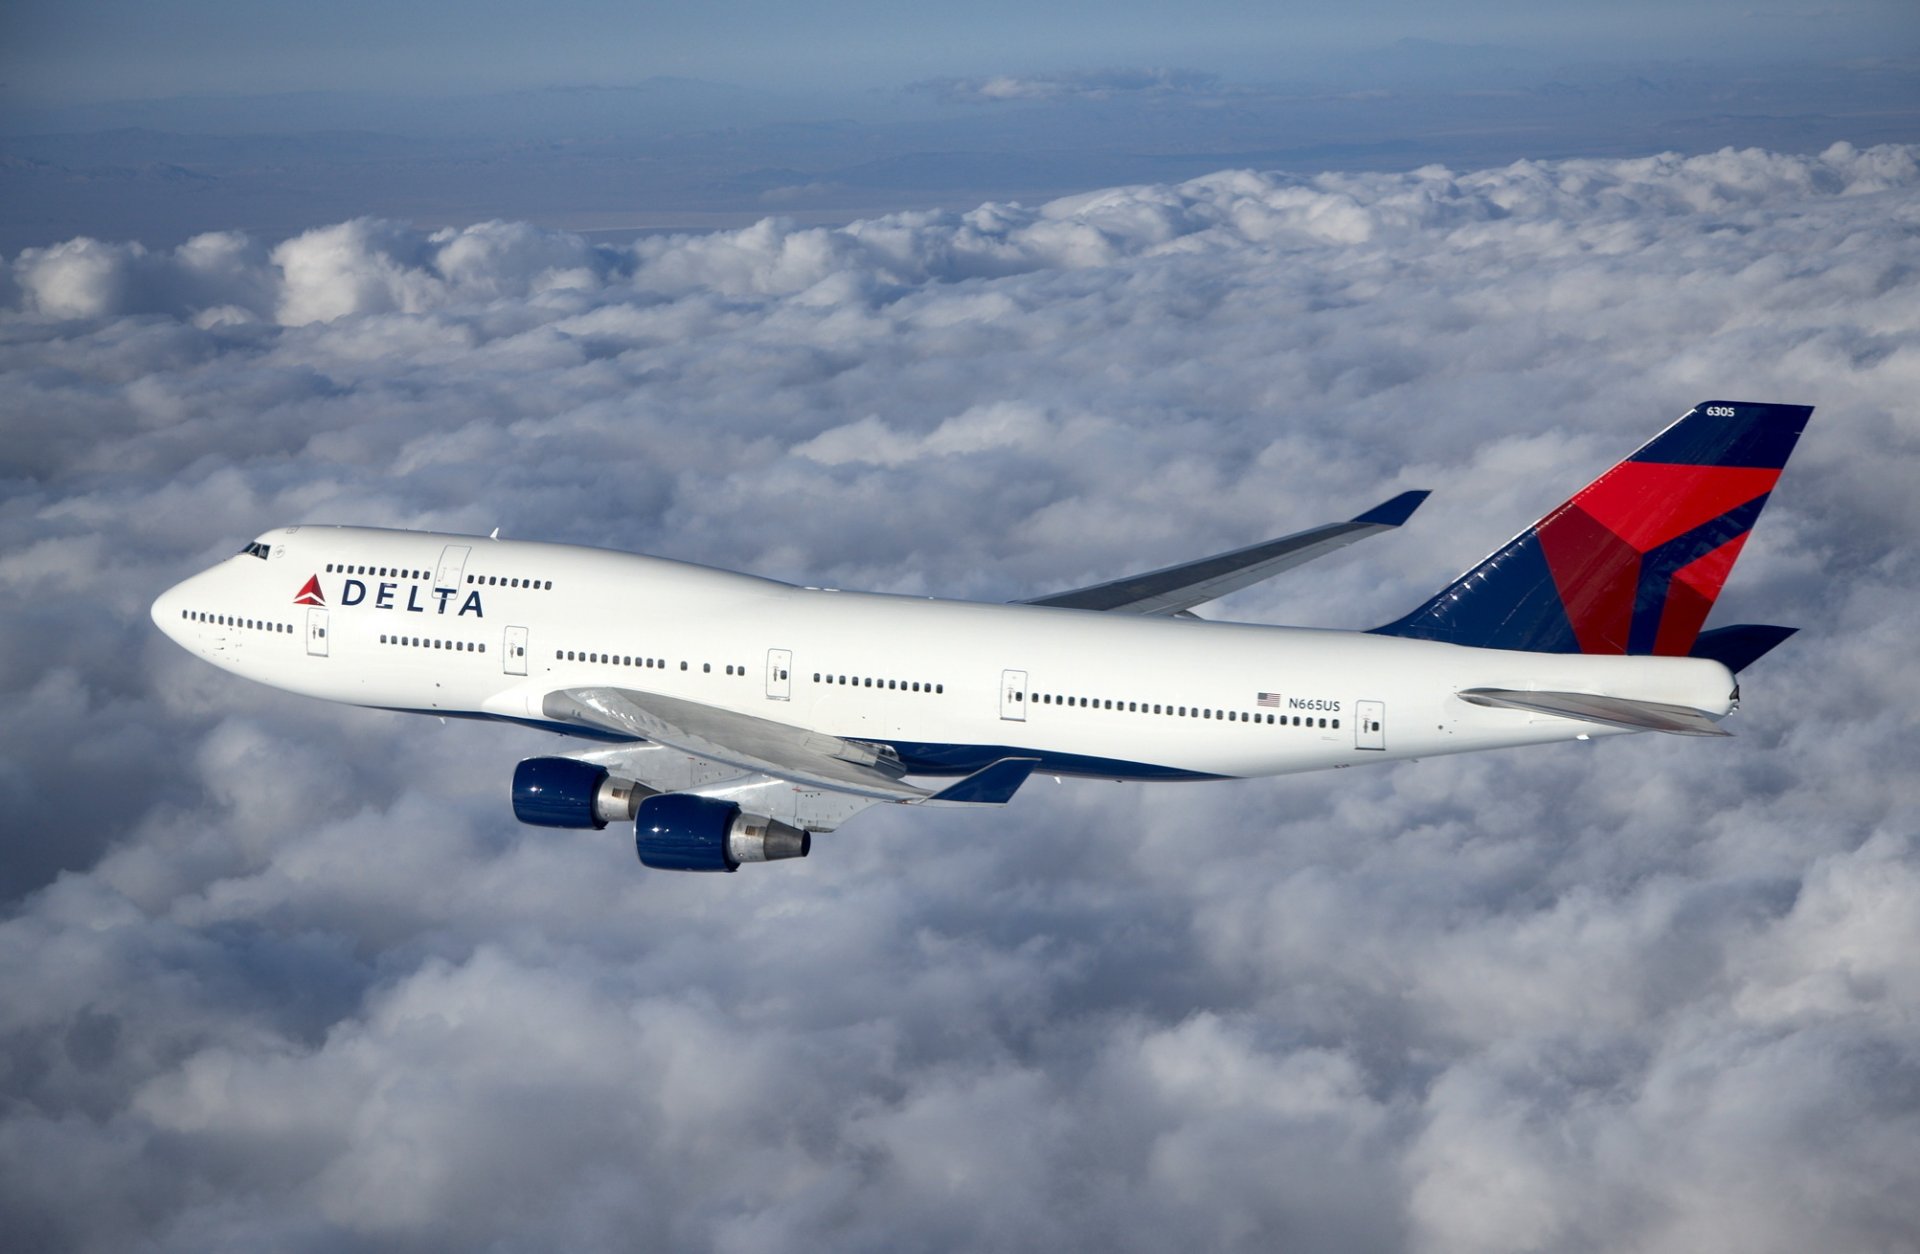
[151,400,1812,872]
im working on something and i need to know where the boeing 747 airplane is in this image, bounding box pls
[152,401,1811,872]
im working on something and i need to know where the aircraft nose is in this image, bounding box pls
[151,578,189,643]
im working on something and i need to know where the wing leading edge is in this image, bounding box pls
[543,686,1040,805]
[1020,490,1429,615]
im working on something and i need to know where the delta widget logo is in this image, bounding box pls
[294,571,485,617]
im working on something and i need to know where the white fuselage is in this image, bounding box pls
[151,526,1739,781]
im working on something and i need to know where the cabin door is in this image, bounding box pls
[433,544,472,591]
[1000,669,1028,721]
[306,608,330,657]
[1355,700,1386,750]
[504,625,529,676]
[766,649,793,700]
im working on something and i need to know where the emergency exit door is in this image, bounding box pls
[503,625,529,676]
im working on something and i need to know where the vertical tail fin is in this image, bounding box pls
[1373,400,1812,655]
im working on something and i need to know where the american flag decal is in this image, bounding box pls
[1257,692,1282,707]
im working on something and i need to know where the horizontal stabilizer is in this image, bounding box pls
[925,757,1042,804]
[1457,687,1731,736]
[1689,623,1797,673]
[1023,489,1429,615]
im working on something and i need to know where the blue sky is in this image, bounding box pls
[5,0,1915,101]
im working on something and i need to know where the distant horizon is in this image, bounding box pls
[4,43,1915,256]
[9,40,1919,115]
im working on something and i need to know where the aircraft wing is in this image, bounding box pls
[565,743,894,833]
[1020,490,1429,615]
[542,687,1040,804]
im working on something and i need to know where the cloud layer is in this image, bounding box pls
[3,143,1919,1252]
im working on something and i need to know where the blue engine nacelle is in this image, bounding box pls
[635,793,811,872]
[512,757,649,829]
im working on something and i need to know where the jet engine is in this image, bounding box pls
[634,793,810,873]
[512,756,653,829]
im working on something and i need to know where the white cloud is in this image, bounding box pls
[912,67,1226,105]
[3,142,1919,1251]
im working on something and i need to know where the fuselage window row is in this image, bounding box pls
[317,563,553,593]
[467,575,554,590]
[381,634,486,652]
[326,564,429,579]
[553,651,672,669]
[183,609,293,634]
[1026,689,1337,730]
[810,674,945,694]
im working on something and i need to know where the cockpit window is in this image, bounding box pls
[239,542,271,560]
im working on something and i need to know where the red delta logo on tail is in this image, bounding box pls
[293,575,327,607]
[1538,456,1780,655]
[1373,401,1813,658]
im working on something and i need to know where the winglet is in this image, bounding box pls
[925,757,1042,804]
[1351,489,1430,528]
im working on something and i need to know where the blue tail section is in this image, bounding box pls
[1373,401,1812,654]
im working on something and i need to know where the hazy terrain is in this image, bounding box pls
[6,50,1916,251]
